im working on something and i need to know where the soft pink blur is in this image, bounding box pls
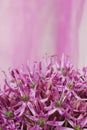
[0,0,86,71]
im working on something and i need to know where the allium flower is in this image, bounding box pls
[0,55,87,129]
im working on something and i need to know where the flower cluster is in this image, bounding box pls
[0,55,87,130]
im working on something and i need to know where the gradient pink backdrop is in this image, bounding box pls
[0,0,87,71]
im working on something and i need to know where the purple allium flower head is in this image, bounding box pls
[0,55,87,130]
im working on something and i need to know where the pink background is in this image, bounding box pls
[0,0,87,71]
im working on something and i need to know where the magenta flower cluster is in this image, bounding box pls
[0,56,87,130]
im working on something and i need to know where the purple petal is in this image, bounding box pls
[27,102,37,116]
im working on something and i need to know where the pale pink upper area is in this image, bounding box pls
[0,0,86,71]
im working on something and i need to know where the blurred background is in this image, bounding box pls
[0,0,87,71]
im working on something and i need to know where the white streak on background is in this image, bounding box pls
[40,1,55,57]
[0,0,13,70]
[79,1,87,69]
